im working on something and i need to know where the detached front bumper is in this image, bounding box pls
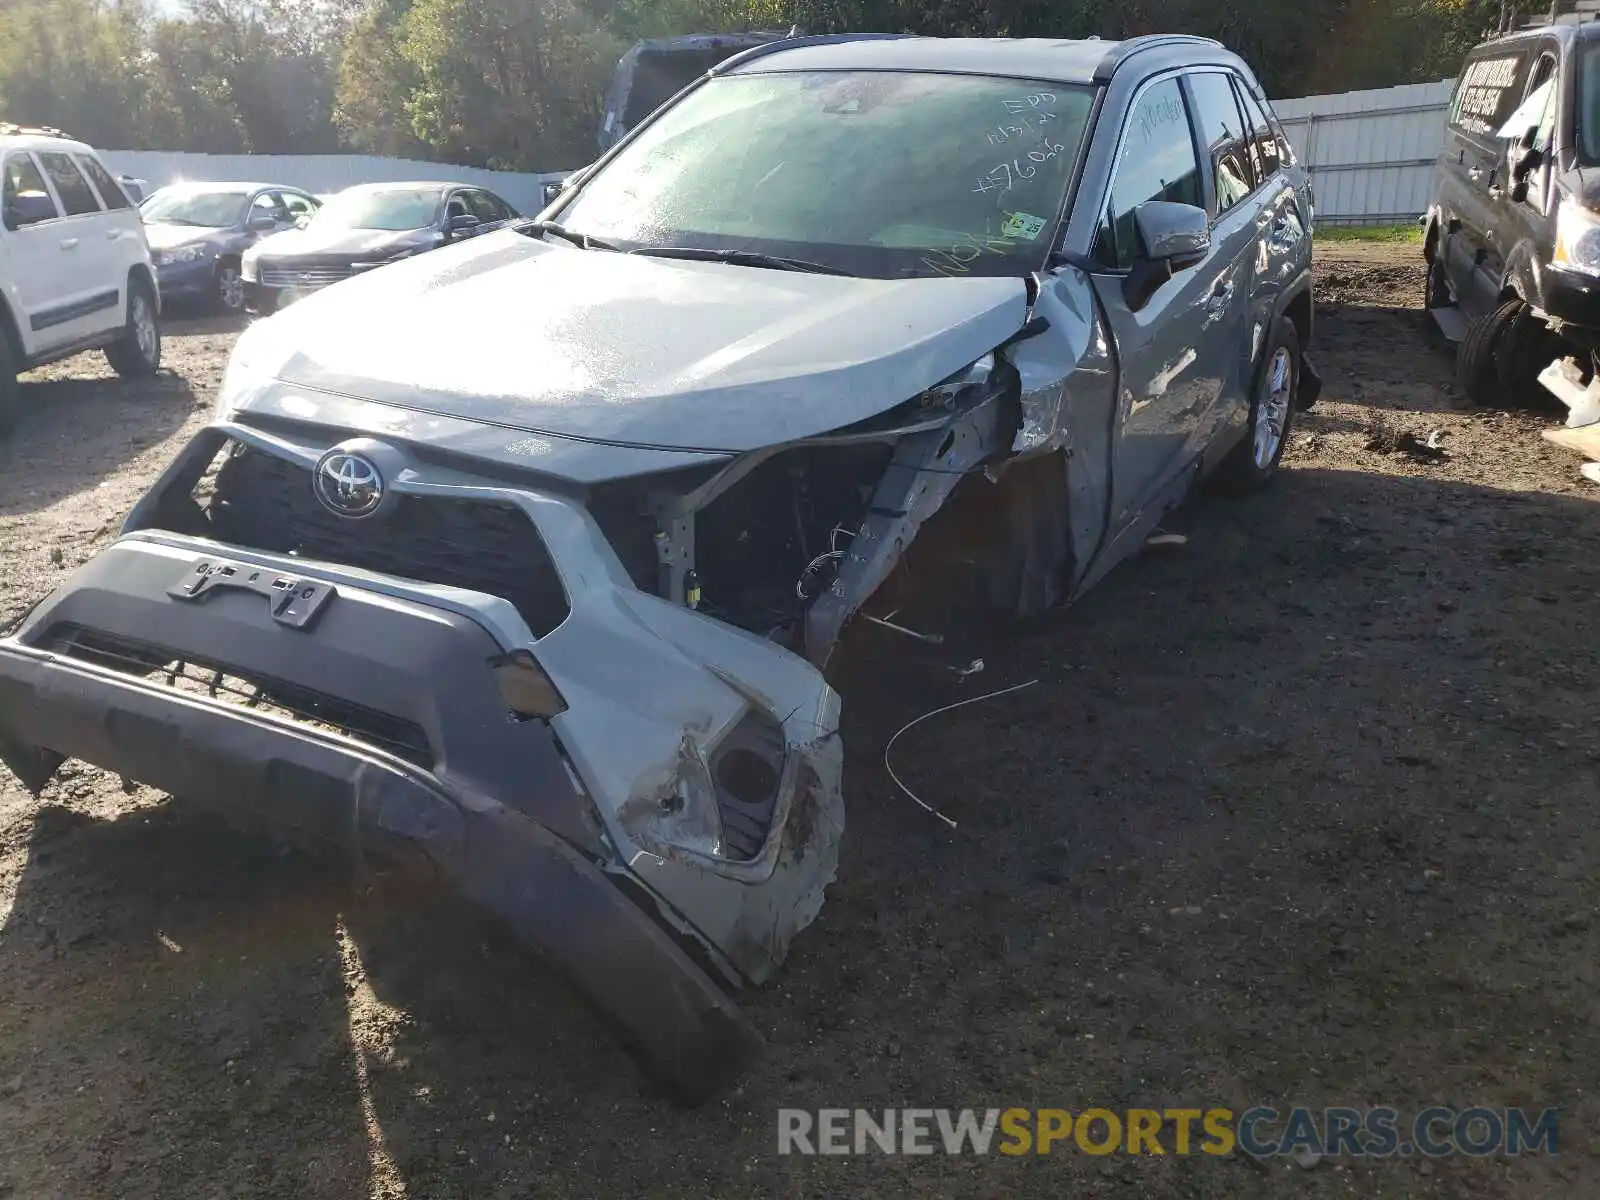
[0,520,840,1102]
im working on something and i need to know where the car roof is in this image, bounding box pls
[338,181,469,194]
[150,181,304,194]
[0,132,95,155]
[719,34,1230,87]
[1470,22,1600,50]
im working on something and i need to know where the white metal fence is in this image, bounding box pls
[101,79,1460,228]
[1274,79,1455,226]
[98,151,569,217]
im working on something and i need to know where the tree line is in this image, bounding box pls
[0,0,1501,172]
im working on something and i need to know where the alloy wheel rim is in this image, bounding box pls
[1253,347,1293,469]
[219,268,244,311]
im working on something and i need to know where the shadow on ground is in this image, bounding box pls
[0,371,196,515]
[1,464,1595,1198]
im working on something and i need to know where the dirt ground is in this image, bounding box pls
[1,242,1598,1198]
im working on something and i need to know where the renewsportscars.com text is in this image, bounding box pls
[777,1106,1559,1158]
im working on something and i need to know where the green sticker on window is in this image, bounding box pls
[1002,211,1048,240]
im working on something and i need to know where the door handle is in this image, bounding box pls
[59,237,79,250]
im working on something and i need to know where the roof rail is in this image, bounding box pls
[0,122,71,140]
[1093,34,1226,82]
[1500,0,1600,32]
[709,32,916,76]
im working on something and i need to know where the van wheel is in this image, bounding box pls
[0,331,18,438]
[1452,299,1523,406]
[1217,317,1299,492]
[105,280,161,377]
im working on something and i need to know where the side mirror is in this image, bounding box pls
[1123,201,1211,311]
[247,212,277,231]
[447,213,480,236]
[3,191,56,230]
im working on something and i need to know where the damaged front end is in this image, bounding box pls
[0,265,1108,1101]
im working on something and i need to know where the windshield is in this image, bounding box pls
[1582,47,1600,162]
[559,69,1095,278]
[140,189,248,227]
[311,187,443,231]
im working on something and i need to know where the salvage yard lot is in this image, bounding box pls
[0,240,1597,1198]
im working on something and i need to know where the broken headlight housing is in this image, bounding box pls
[1553,197,1600,276]
[847,354,997,436]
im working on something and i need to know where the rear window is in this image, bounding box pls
[76,155,131,210]
[37,152,102,216]
[1450,51,1533,137]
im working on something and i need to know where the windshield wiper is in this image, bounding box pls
[627,246,852,276]
[522,219,622,252]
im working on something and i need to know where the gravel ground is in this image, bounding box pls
[1,243,1598,1198]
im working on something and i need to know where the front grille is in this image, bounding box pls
[257,259,355,287]
[48,624,433,767]
[207,446,570,637]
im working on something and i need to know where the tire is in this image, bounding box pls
[1216,316,1299,493]
[104,279,161,378]
[0,331,18,439]
[214,260,245,314]
[1457,297,1544,406]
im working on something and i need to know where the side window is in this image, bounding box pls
[75,155,131,210]
[2,153,60,226]
[463,190,500,222]
[494,194,519,220]
[250,192,285,223]
[1233,79,1283,182]
[280,191,316,218]
[1094,78,1203,269]
[1450,51,1532,137]
[1187,72,1255,215]
[444,192,471,221]
[37,152,102,217]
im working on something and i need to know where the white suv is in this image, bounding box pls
[0,125,162,436]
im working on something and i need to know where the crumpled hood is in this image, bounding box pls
[250,224,437,259]
[243,230,1030,452]
[144,223,225,252]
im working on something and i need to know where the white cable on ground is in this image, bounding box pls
[883,678,1039,830]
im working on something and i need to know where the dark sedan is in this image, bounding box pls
[140,183,321,313]
[240,181,520,314]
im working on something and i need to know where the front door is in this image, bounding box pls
[1087,75,1239,531]
[1439,47,1534,320]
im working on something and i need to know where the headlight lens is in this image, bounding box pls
[1553,198,1600,275]
[154,244,209,266]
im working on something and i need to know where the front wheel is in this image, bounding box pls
[104,281,161,378]
[215,261,245,314]
[1216,316,1299,493]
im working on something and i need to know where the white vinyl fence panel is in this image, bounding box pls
[1273,79,1456,226]
[103,82,1460,230]
[97,151,571,217]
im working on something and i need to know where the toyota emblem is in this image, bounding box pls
[313,450,384,518]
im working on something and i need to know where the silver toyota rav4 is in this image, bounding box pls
[0,34,1316,1102]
